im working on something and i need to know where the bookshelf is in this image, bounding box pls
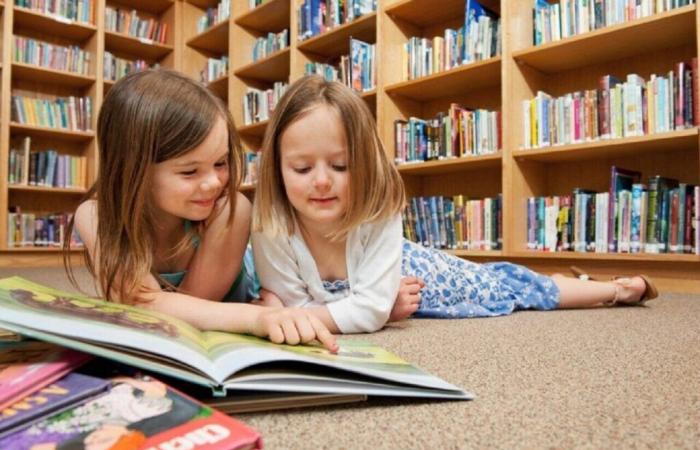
[2,0,698,293]
[0,0,181,266]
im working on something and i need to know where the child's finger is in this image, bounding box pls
[267,324,285,344]
[295,315,317,343]
[280,319,301,345]
[309,315,338,353]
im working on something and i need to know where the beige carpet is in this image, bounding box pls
[1,267,698,449]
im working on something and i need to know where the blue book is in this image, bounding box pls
[0,372,109,438]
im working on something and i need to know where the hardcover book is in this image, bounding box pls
[0,277,472,400]
[0,375,262,450]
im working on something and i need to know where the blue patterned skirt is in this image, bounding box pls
[401,240,560,318]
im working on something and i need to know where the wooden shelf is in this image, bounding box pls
[238,120,269,137]
[13,6,97,42]
[5,247,84,253]
[11,62,95,88]
[510,251,700,263]
[384,57,501,101]
[512,5,696,74]
[447,249,504,258]
[235,0,289,32]
[9,185,87,194]
[513,129,699,163]
[207,75,228,98]
[186,0,216,8]
[385,0,499,27]
[105,31,174,60]
[109,0,174,14]
[234,48,290,82]
[186,20,229,54]
[10,122,94,142]
[397,153,502,175]
[297,12,376,57]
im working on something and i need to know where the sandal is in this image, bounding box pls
[569,266,659,306]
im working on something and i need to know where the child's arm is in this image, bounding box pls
[73,201,337,351]
[179,192,250,301]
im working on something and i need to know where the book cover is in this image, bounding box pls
[607,166,641,252]
[0,340,92,410]
[0,372,110,438]
[0,375,262,450]
[0,277,472,400]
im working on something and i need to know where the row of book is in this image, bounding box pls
[6,210,82,248]
[394,104,501,164]
[527,169,700,254]
[243,151,261,186]
[201,56,229,83]
[242,82,288,125]
[8,137,86,188]
[197,0,231,33]
[104,52,152,82]
[403,195,503,251]
[11,94,92,132]
[403,5,500,81]
[253,30,289,62]
[533,0,695,46]
[105,7,168,44]
[298,0,376,41]
[13,36,91,75]
[304,38,376,93]
[522,61,698,149]
[15,0,94,25]
[0,341,262,449]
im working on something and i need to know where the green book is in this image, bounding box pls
[0,277,471,400]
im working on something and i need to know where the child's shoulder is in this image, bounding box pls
[74,199,97,224]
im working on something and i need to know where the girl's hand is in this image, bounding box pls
[253,307,338,353]
[389,276,424,322]
[250,288,285,307]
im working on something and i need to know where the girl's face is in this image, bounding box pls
[150,116,230,224]
[280,104,350,233]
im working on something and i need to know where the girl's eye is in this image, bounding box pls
[332,165,347,172]
[179,170,197,176]
[215,160,228,168]
[293,167,311,174]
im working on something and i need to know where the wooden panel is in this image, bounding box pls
[235,0,290,33]
[109,0,174,15]
[10,123,94,142]
[13,6,96,42]
[12,63,95,88]
[104,31,174,60]
[186,19,229,53]
[297,12,376,57]
[385,0,500,27]
[397,153,502,175]
[234,48,290,82]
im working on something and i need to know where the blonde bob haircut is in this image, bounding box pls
[253,75,405,240]
[64,69,243,303]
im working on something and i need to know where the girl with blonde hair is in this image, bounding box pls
[252,75,658,334]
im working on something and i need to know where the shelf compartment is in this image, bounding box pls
[186,20,229,54]
[105,31,174,60]
[11,63,95,88]
[297,12,376,57]
[234,48,290,82]
[10,122,94,142]
[397,152,502,175]
[207,75,228,98]
[235,0,289,32]
[13,6,97,42]
[384,57,501,101]
[512,5,696,74]
[237,120,268,137]
[9,185,87,194]
[510,251,700,262]
[512,129,698,163]
[385,0,500,27]
[109,0,174,15]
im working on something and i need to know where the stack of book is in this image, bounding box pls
[297,0,376,41]
[0,277,472,447]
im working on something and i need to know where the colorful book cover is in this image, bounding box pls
[0,375,262,450]
[0,341,92,410]
[0,372,109,438]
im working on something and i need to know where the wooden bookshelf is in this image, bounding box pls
[11,63,96,88]
[8,185,88,194]
[2,0,698,291]
[104,31,174,60]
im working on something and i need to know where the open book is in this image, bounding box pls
[0,277,472,400]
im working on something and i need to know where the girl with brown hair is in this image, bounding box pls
[64,69,336,351]
[251,75,659,334]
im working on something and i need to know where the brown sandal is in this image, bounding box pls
[569,266,659,306]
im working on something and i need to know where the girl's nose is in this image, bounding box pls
[201,171,222,191]
[312,168,331,189]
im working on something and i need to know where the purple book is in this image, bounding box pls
[0,372,109,438]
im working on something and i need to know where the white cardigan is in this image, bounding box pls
[251,215,402,333]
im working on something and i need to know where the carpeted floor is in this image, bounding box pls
[1,267,698,449]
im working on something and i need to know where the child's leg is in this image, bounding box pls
[551,274,648,308]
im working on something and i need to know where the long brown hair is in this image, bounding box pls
[64,69,243,303]
[252,75,405,240]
